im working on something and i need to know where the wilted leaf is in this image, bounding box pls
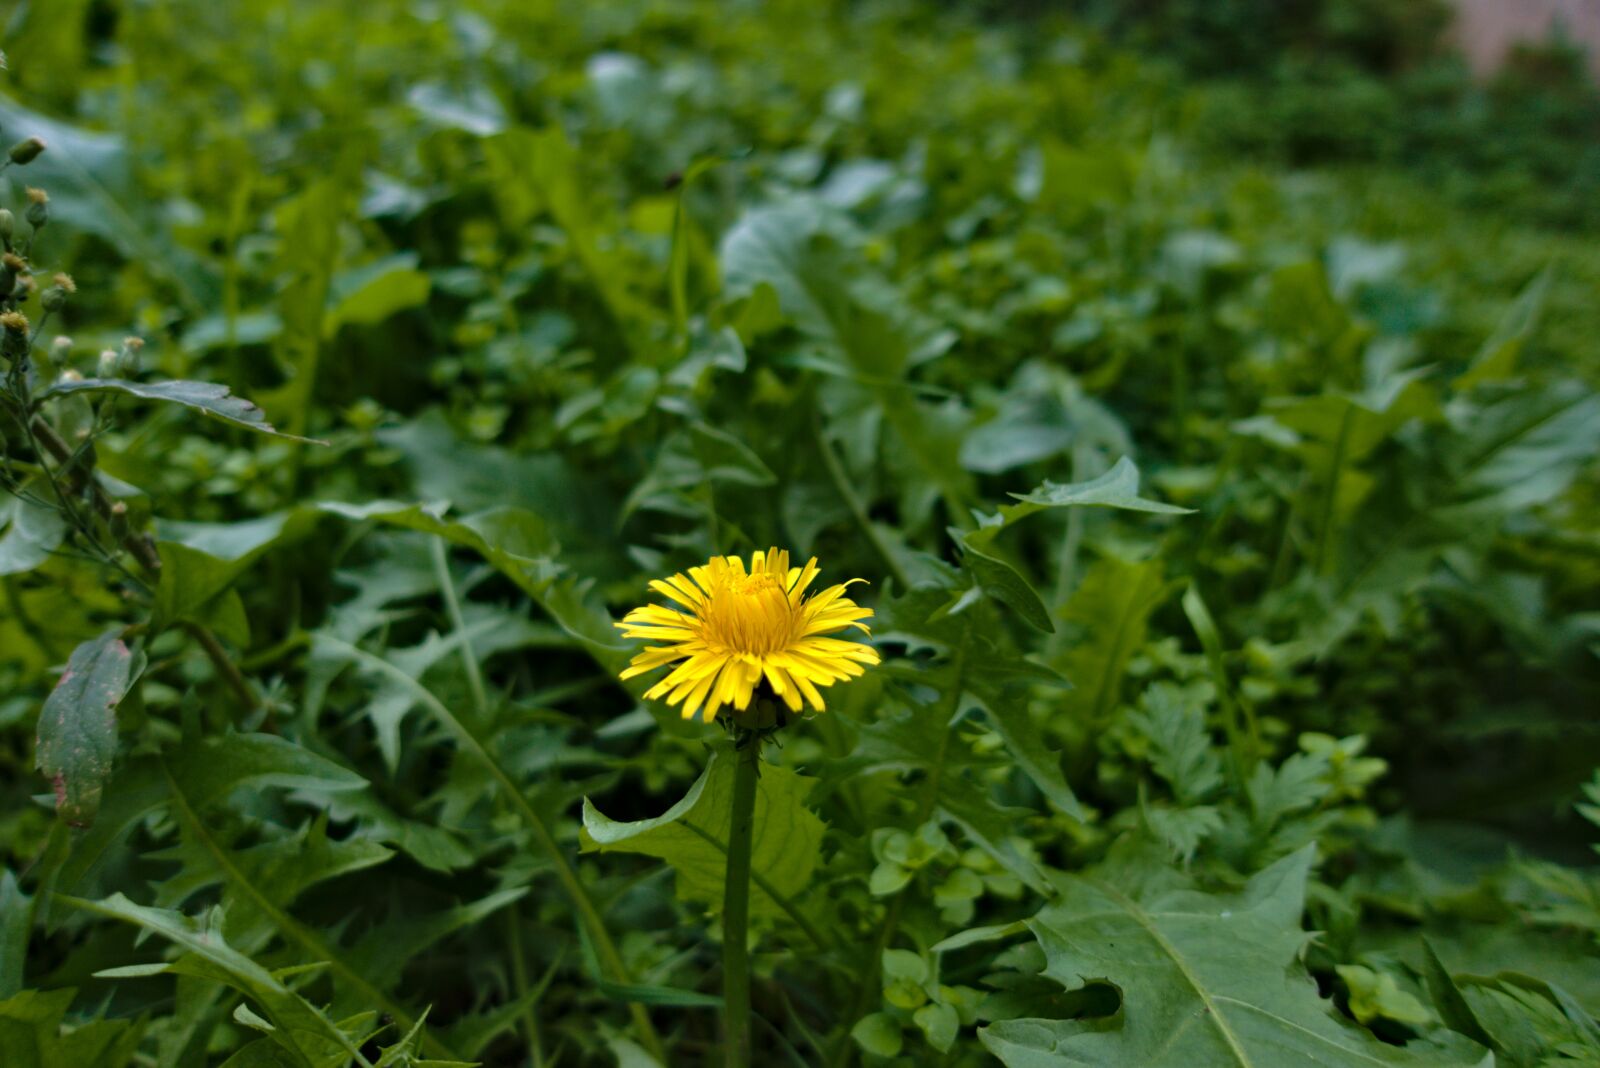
[35,631,133,827]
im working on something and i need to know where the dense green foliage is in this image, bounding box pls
[1078,0,1600,228]
[2,2,1598,1065]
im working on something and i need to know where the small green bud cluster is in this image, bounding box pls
[40,272,75,312]
[0,310,29,361]
[97,336,144,379]
[25,187,48,232]
[33,334,72,379]
[0,251,23,299]
[7,137,45,166]
[0,128,47,245]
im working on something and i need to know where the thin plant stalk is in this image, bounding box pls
[723,730,762,1068]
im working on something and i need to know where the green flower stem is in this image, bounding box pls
[723,732,762,1068]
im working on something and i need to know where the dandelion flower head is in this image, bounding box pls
[617,548,879,722]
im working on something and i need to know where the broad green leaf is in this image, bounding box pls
[0,870,28,998]
[1336,965,1433,1028]
[721,199,851,343]
[152,542,250,645]
[484,126,651,350]
[963,653,1086,821]
[305,634,663,1053]
[180,310,283,356]
[982,846,1490,1067]
[1262,260,1351,346]
[1433,381,1600,526]
[623,421,777,518]
[153,817,394,942]
[141,763,458,1062]
[1182,584,1253,765]
[847,592,1059,890]
[346,888,528,984]
[218,1040,309,1068]
[852,1012,904,1057]
[555,364,660,444]
[57,735,367,900]
[299,788,473,874]
[1268,374,1439,459]
[375,1009,476,1067]
[1129,681,1224,806]
[594,980,724,1009]
[721,198,972,524]
[149,514,308,643]
[270,180,344,441]
[959,459,1189,632]
[377,411,624,569]
[1420,940,1497,1051]
[0,96,214,311]
[958,373,1082,474]
[1456,268,1552,389]
[171,733,368,805]
[0,987,143,1068]
[957,536,1057,633]
[35,630,133,827]
[1054,555,1175,726]
[1038,139,1138,216]
[155,512,301,561]
[583,747,825,922]
[68,894,363,1068]
[139,732,471,1066]
[916,1001,960,1053]
[408,82,506,135]
[1454,974,1600,1066]
[40,378,320,443]
[1301,381,1600,658]
[998,458,1194,522]
[328,253,431,331]
[0,495,67,576]
[318,501,630,673]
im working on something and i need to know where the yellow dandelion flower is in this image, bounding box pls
[617,548,880,722]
